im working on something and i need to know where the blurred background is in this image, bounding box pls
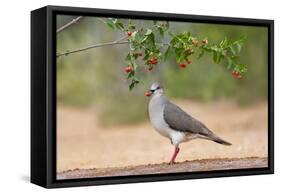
[56,15,268,173]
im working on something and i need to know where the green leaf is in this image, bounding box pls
[143,54,150,61]
[131,62,138,71]
[164,46,172,61]
[127,19,136,30]
[141,36,148,43]
[131,31,138,40]
[115,22,124,30]
[129,31,140,51]
[230,43,242,56]
[213,51,218,63]
[126,53,132,61]
[132,76,140,83]
[145,29,153,36]
[216,53,224,64]
[236,43,242,53]
[234,63,247,73]
[127,70,135,79]
[130,43,138,51]
[168,31,175,37]
[158,26,164,37]
[219,37,228,48]
[127,24,136,30]
[229,45,237,56]
[144,33,156,50]
[175,48,185,63]
[129,82,135,91]
[105,21,115,30]
[129,76,141,91]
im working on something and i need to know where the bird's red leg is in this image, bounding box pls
[169,145,180,164]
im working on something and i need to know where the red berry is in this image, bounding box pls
[150,57,158,65]
[187,60,192,64]
[145,91,152,97]
[231,71,239,77]
[127,31,132,36]
[179,63,186,68]
[124,66,132,73]
[236,74,242,80]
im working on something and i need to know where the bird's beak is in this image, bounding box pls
[145,90,152,97]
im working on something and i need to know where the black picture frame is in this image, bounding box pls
[31,5,274,188]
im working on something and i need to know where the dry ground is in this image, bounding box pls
[57,100,268,178]
[57,157,267,179]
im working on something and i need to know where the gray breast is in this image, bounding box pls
[148,94,172,138]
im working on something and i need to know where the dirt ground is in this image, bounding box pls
[57,100,268,177]
[57,157,267,179]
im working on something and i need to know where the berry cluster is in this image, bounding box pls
[146,56,158,71]
[124,66,133,73]
[179,59,192,69]
[231,71,242,80]
[148,57,158,65]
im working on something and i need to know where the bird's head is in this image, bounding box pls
[145,82,164,97]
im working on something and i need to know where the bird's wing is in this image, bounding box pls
[163,101,213,136]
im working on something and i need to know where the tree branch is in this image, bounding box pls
[56,36,171,58]
[57,36,129,57]
[57,16,83,34]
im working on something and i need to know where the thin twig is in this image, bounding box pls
[56,37,171,58]
[56,16,83,33]
[57,36,129,57]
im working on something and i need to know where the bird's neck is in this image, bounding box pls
[152,92,163,98]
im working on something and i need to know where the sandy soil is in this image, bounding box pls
[57,157,267,179]
[57,100,268,175]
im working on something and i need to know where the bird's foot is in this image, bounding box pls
[169,160,176,165]
[168,146,180,165]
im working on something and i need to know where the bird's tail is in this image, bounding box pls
[211,135,232,146]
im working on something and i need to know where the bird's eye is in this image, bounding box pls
[156,86,160,90]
